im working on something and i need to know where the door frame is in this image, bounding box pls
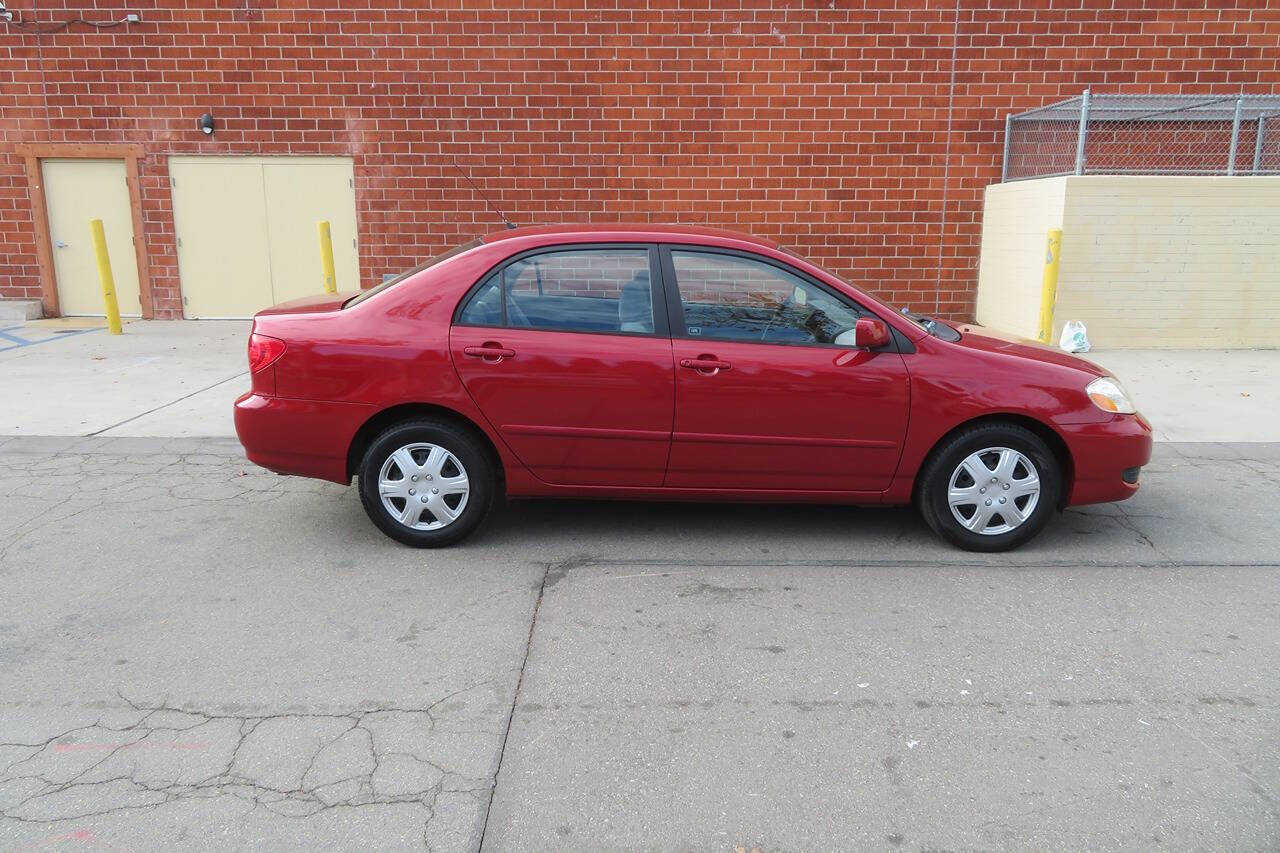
[16,144,154,319]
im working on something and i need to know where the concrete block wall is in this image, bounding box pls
[976,175,1280,348]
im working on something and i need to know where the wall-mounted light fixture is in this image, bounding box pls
[197,113,215,135]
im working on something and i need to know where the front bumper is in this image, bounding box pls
[1059,412,1154,506]
[234,392,374,484]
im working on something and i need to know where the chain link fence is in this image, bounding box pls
[1003,92,1280,181]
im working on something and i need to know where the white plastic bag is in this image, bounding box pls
[1059,320,1090,353]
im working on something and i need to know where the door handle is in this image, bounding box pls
[55,240,69,249]
[463,344,516,361]
[679,356,731,373]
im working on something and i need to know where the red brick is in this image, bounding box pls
[1,1,1278,318]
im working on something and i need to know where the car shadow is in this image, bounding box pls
[484,498,929,548]
[482,495,1164,559]
[314,482,1160,562]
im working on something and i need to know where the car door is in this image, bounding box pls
[450,244,675,487]
[660,246,910,492]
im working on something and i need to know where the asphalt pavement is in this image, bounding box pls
[1,319,1277,849]
[0,436,1277,851]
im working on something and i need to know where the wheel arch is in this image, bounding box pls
[346,402,506,484]
[911,413,1074,509]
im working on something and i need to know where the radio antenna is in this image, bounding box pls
[450,158,516,230]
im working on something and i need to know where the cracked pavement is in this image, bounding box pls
[0,437,534,850]
[1,437,1277,850]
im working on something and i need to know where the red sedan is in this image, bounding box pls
[234,224,1152,552]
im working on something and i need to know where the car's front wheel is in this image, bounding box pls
[357,419,495,547]
[918,422,1061,552]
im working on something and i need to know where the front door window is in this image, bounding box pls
[670,250,865,346]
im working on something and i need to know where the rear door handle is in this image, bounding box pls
[679,357,731,373]
[463,344,516,361]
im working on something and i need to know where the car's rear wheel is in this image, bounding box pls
[357,419,494,547]
[918,422,1061,552]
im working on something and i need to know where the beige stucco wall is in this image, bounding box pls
[975,175,1280,348]
[974,177,1069,341]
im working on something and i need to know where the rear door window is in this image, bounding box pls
[457,247,659,335]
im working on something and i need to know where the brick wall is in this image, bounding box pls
[2,1,1278,319]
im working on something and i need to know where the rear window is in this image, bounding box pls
[343,239,482,308]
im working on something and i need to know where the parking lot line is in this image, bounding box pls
[0,325,103,352]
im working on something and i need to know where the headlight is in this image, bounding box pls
[1086,376,1136,414]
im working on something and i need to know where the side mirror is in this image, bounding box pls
[854,317,891,349]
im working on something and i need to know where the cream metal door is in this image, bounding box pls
[169,159,272,319]
[263,161,359,305]
[169,156,358,318]
[42,159,143,317]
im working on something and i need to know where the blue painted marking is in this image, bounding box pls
[0,325,103,352]
[0,329,33,346]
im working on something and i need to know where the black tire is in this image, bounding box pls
[917,422,1061,553]
[357,419,495,547]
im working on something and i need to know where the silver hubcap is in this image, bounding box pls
[948,447,1040,536]
[378,443,470,530]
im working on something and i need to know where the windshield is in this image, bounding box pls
[344,239,482,308]
[779,245,961,340]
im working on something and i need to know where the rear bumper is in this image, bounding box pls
[234,392,373,484]
[1060,413,1154,506]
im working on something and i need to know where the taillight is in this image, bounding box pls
[248,333,286,373]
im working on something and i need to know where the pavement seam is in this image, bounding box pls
[476,555,561,851]
[85,370,249,437]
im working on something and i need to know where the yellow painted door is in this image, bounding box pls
[43,159,143,317]
[169,156,358,317]
[169,158,272,319]
[263,160,358,304]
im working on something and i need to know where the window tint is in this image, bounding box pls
[670,250,864,345]
[457,248,655,334]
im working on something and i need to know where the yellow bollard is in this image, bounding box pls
[318,220,337,294]
[1037,227,1063,344]
[89,219,123,335]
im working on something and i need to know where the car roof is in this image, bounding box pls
[480,222,782,250]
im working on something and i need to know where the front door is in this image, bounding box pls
[42,159,143,317]
[450,245,674,487]
[662,247,910,492]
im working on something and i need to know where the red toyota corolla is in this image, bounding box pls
[234,224,1152,552]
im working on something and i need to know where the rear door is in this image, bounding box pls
[450,245,674,487]
[660,246,910,492]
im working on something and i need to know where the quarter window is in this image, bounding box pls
[669,250,864,345]
[457,248,655,334]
